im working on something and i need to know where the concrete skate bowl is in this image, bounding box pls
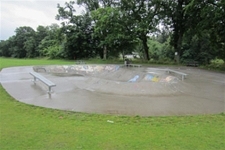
[33,65,182,96]
[0,65,224,116]
[31,65,225,116]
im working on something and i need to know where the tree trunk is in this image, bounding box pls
[103,45,107,59]
[141,36,150,61]
[173,26,183,64]
[174,32,183,64]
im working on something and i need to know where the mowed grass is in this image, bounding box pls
[0,57,225,149]
[0,57,76,69]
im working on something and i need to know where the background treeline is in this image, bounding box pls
[0,0,224,66]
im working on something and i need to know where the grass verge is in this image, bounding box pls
[0,57,225,149]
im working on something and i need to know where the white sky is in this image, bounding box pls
[0,0,83,40]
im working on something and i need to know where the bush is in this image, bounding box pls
[207,59,225,71]
[43,45,64,59]
[149,57,175,65]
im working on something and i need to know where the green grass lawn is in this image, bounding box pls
[0,57,225,150]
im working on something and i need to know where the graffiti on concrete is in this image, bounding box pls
[144,74,160,82]
[47,65,120,75]
[128,75,139,82]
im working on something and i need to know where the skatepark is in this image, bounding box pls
[0,64,224,116]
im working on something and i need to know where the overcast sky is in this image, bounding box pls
[0,0,83,40]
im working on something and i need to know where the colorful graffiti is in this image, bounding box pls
[161,76,177,82]
[128,75,140,82]
[66,65,120,74]
[144,74,160,82]
[144,74,178,83]
[44,65,179,83]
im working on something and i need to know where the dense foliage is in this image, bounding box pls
[0,0,224,64]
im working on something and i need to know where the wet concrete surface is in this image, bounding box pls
[0,65,224,116]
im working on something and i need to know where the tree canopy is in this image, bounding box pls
[0,0,224,63]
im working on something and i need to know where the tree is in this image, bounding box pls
[120,0,162,60]
[185,0,225,61]
[56,2,96,59]
[91,7,136,59]
[77,0,100,11]
[0,39,13,57]
[162,0,225,63]
[162,0,193,63]
[13,26,36,58]
[77,0,120,59]
[35,25,49,56]
[24,37,36,58]
[36,26,49,44]
[77,0,118,11]
[37,24,65,58]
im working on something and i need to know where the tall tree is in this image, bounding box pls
[162,0,192,63]
[77,0,120,59]
[91,7,136,59]
[120,0,162,60]
[56,2,96,59]
[185,0,225,61]
[13,26,36,58]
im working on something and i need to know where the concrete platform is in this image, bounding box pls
[0,65,224,116]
